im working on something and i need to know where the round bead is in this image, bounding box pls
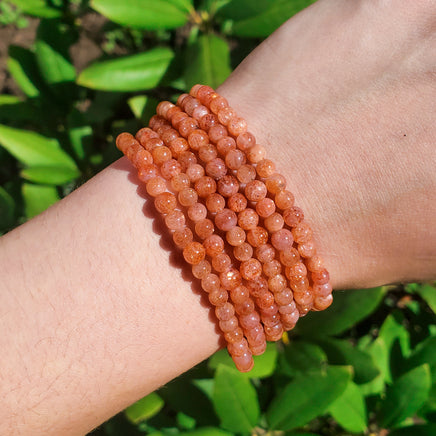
[188,129,209,150]
[146,176,167,196]
[264,212,284,233]
[209,288,228,306]
[188,203,208,222]
[161,159,181,180]
[203,234,224,257]
[265,323,284,341]
[169,137,189,156]
[154,192,177,214]
[298,240,316,258]
[313,282,332,297]
[246,277,268,298]
[224,327,245,343]
[247,226,269,247]
[133,148,153,169]
[312,269,330,285]
[195,218,214,239]
[152,145,171,165]
[206,193,226,213]
[275,190,295,210]
[186,164,205,182]
[135,128,159,146]
[246,144,266,163]
[256,198,276,218]
[196,85,215,104]
[228,116,247,136]
[236,164,256,184]
[314,294,333,310]
[250,341,267,356]
[217,175,239,197]
[171,111,189,129]
[271,229,294,251]
[226,226,246,246]
[232,352,254,372]
[216,136,236,155]
[178,188,198,207]
[212,253,232,273]
[173,227,193,248]
[236,132,256,150]
[183,242,206,265]
[206,157,227,179]
[275,288,293,306]
[202,273,220,293]
[171,173,190,191]
[307,255,325,272]
[283,206,304,227]
[189,85,202,97]
[161,128,178,145]
[230,285,250,304]
[138,164,158,183]
[233,242,253,262]
[268,274,287,293]
[217,107,236,126]
[289,277,310,293]
[178,151,197,171]
[144,137,164,152]
[228,193,247,213]
[178,117,198,137]
[234,298,255,315]
[215,209,237,231]
[210,96,228,114]
[286,262,308,279]
[239,311,260,330]
[280,247,300,267]
[255,244,276,264]
[240,258,262,280]
[192,105,209,120]
[294,290,314,307]
[256,159,276,178]
[225,149,246,170]
[192,259,211,279]
[245,180,267,202]
[292,221,313,244]
[195,176,217,197]
[215,302,235,321]
[198,144,217,163]
[199,113,218,131]
[227,339,250,357]
[263,259,282,277]
[238,208,259,230]
[220,268,242,290]
[266,173,287,194]
[208,125,228,144]
[165,210,186,230]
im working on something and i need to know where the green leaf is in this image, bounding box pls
[90,0,192,30]
[7,45,43,97]
[404,336,436,376]
[22,183,59,218]
[416,284,436,313]
[77,48,174,92]
[67,109,93,160]
[0,124,78,170]
[388,424,436,436]
[213,365,260,433]
[296,287,386,337]
[316,338,379,384]
[125,392,164,424]
[0,186,15,229]
[0,96,37,122]
[35,20,76,86]
[378,364,431,428]
[6,0,62,18]
[267,366,351,430]
[329,381,367,433]
[180,427,234,436]
[21,165,80,185]
[284,340,327,375]
[209,342,278,379]
[219,0,316,38]
[184,34,231,90]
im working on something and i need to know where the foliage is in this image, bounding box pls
[0,1,434,435]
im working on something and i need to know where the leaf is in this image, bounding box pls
[22,183,59,218]
[329,381,367,433]
[316,338,379,384]
[0,186,15,229]
[378,364,431,428]
[35,20,76,87]
[219,0,316,38]
[284,340,327,376]
[389,424,436,436]
[0,97,37,122]
[416,284,436,313]
[6,0,62,18]
[77,48,174,92]
[184,34,231,90]
[7,45,44,97]
[404,336,436,376]
[0,124,78,170]
[127,95,160,124]
[180,427,234,436]
[67,109,93,160]
[296,287,386,337]
[90,0,192,30]
[209,342,278,379]
[125,392,164,424]
[21,165,80,185]
[267,366,351,430]
[213,365,260,433]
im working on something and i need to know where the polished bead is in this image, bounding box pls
[236,164,256,184]
[263,259,282,277]
[178,117,198,137]
[217,136,236,155]
[255,244,276,264]
[146,176,167,196]
[173,227,194,248]
[236,131,256,150]
[161,128,178,145]
[271,229,294,251]
[135,128,159,147]
[206,193,226,213]
[138,164,159,183]
[312,269,330,285]
[256,291,275,309]
[199,113,218,131]
[238,208,259,230]
[256,159,276,178]
[306,255,325,272]
[192,259,212,279]
[233,242,253,262]
[133,148,153,169]
[228,193,247,213]
[195,218,214,239]
[196,85,215,104]
[171,173,190,191]
[239,311,260,330]
[294,290,314,307]
[280,247,300,266]
[246,144,266,163]
[188,203,208,222]
[268,274,287,293]
[228,116,247,136]
[261,303,279,317]
[206,157,227,179]
[266,173,287,194]
[144,137,164,152]
[245,324,265,344]
[225,149,246,170]
[209,125,228,144]
[250,341,267,356]
[189,84,202,97]
[152,145,172,165]
[177,91,190,105]
[201,273,220,293]
[217,107,236,126]
[230,285,250,304]
[265,322,284,341]
[116,132,135,153]
[247,226,268,247]
[286,262,307,278]
[298,240,316,258]
[165,210,186,230]
[247,277,268,298]
[275,288,293,306]
[232,352,254,372]
[215,302,235,321]
[228,339,250,357]
[275,190,294,210]
[224,327,244,343]
[278,302,296,314]
[219,316,239,332]
[313,282,332,297]
[212,252,232,273]
[169,137,189,156]
[289,276,310,293]
[178,151,197,172]
[171,111,189,129]
[198,144,217,163]
[226,226,246,246]
[183,241,206,265]
[245,180,267,202]
[292,222,313,244]
[188,129,209,150]
[281,310,300,330]
[183,95,200,115]
[262,313,281,327]
[215,208,237,231]
[178,188,198,207]
[192,104,209,120]
[203,234,224,257]
[195,176,217,197]
[220,268,242,290]
[161,158,181,180]
[314,294,333,310]
[235,298,255,315]
[264,212,284,233]
[210,96,228,114]
[149,114,165,130]
[217,175,239,197]
[240,258,262,280]
[209,288,228,306]
[186,163,205,182]
[154,192,177,214]
[166,105,182,122]
[256,198,276,218]
[283,206,304,227]
[126,141,142,162]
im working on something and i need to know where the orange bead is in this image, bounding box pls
[183,241,206,265]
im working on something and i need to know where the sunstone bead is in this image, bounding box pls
[298,240,317,258]
[169,137,189,156]
[209,288,228,306]
[292,221,313,244]
[226,226,246,246]
[166,105,183,122]
[228,116,247,136]
[215,302,235,321]
[286,261,307,278]
[171,173,190,191]
[239,311,260,330]
[212,253,232,273]
[220,268,242,290]
[133,148,153,169]
[126,141,141,162]
[201,273,220,293]
[178,117,198,137]
[264,322,284,341]
[206,193,226,213]
[225,149,246,170]
[256,198,276,218]
[247,226,268,247]
[247,277,268,297]
[233,242,253,262]
[177,92,190,106]
[255,244,275,264]
[210,96,228,114]
[266,173,287,194]
[262,313,281,327]
[146,176,167,196]
[165,210,186,230]
[314,294,333,311]
[144,137,164,152]
[219,316,238,332]
[263,260,282,277]
[208,125,228,144]
[173,227,194,248]
[256,291,275,309]
[228,193,247,213]
[206,157,227,180]
[280,247,300,267]
[154,192,177,214]
[283,206,304,227]
[250,341,267,356]
[264,212,284,232]
[192,104,209,120]
[215,208,237,231]
[245,180,267,202]
[312,269,330,285]
[135,128,159,147]
[227,339,250,357]
[232,352,254,373]
[275,288,294,306]
[198,144,217,163]
[238,208,259,230]
[138,164,159,183]
[256,159,276,178]
[189,84,202,97]
[246,144,266,163]
[294,290,314,307]
[217,136,236,155]
[217,107,236,126]
[188,129,209,150]
[240,258,262,280]
[236,131,256,151]
[183,95,200,115]
[152,145,172,165]
[271,229,294,251]
[260,303,279,317]
[268,274,287,293]
[245,323,265,343]
[183,241,206,265]
[186,163,205,182]
[289,276,310,293]
[230,285,250,304]
[281,310,300,330]
[160,158,181,180]
[306,255,325,272]
[188,203,207,222]
[194,218,214,239]
[196,85,215,104]
[178,188,198,207]
[234,298,255,315]
[217,175,239,197]
[203,234,224,257]
[178,151,197,171]
[313,282,332,297]
[237,164,257,184]
[199,113,218,131]
[171,111,189,129]
[195,176,217,197]
[275,190,295,210]
[224,327,244,344]
[161,128,178,145]
[192,259,212,279]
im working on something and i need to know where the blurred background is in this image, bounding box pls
[0,1,435,435]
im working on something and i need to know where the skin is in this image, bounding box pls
[0,0,435,434]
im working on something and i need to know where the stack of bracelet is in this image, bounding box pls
[116,84,333,372]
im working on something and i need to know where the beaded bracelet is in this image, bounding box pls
[116,84,333,372]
